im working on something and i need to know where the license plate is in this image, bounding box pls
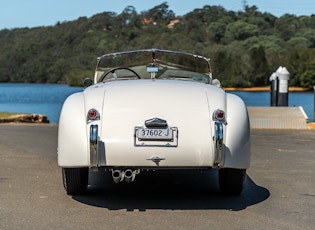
[137,127,173,141]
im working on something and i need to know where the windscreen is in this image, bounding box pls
[95,49,211,83]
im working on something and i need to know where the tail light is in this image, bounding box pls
[213,109,227,124]
[87,109,100,123]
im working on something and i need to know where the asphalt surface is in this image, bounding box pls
[0,124,314,229]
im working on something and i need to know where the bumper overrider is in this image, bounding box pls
[212,109,227,168]
[89,124,99,168]
[213,121,224,167]
[89,125,141,183]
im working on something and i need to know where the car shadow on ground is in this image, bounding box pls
[72,169,269,211]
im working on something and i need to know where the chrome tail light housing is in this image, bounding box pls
[87,108,100,123]
[213,109,227,125]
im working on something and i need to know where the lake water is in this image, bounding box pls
[0,84,82,123]
[0,83,314,123]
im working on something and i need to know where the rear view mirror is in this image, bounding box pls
[147,66,158,73]
[147,66,158,80]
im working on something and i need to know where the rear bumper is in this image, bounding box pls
[88,122,225,169]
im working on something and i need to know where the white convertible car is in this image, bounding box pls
[58,49,251,195]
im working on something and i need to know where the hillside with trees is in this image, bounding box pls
[1,2,315,87]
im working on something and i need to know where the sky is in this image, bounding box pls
[1,0,314,30]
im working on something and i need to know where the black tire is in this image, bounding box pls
[219,168,246,196]
[62,168,88,195]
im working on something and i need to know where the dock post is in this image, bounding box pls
[277,67,290,106]
[270,67,290,107]
[270,73,278,106]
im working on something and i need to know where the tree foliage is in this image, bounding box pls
[1,3,315,87]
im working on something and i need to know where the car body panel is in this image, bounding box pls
[58,49,251,171]
[58,93,89,166]
[224,93,251,168]
[98,80,221,166]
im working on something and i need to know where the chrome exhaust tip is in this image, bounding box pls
[112,170,124,183]
[124,169,135,183]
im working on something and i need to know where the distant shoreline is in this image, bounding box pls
[0,113,49,123]
[224,86,312,92]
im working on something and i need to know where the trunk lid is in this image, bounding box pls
[88,80,225,167]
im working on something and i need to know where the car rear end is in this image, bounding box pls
[86,80,226,169]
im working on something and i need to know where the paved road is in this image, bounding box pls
[0,124,314,229]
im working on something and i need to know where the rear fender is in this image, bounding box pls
[58,93,89,167]
[224,93,251,168]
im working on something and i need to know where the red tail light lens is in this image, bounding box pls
[213,109,225,121]
[87,109,99,120]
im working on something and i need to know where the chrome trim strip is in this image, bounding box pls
[90,124,99,167]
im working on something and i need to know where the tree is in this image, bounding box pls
[275,14,301,41]
[1,3,315,87]
[287,37,312,48]
[223,21,259,43]
[299,56,315,87]
[248,46,270,86]
[208,22,227,43]
[142,2,175,24]
[300,70,315,87]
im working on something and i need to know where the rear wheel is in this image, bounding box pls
[62,168,88,195]
[219,168,246,195]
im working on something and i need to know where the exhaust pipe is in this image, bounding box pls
[124,169,135,183]
[112,169,140,183]
[124,169,140,183]
[112,170,124,183]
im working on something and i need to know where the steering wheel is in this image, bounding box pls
[99,67,141,82]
